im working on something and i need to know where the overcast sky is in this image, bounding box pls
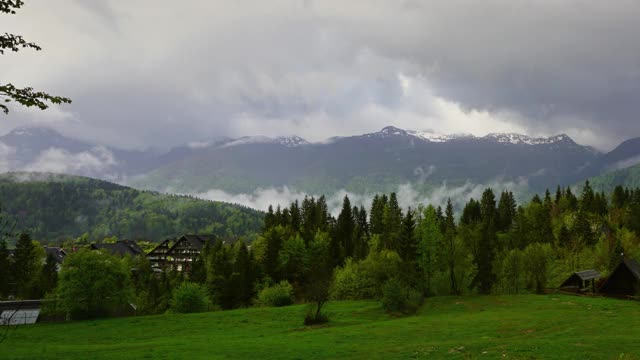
[1,0,639,151]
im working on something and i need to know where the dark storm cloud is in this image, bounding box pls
[1,0,639,150]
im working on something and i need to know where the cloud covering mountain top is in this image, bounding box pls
[2,0,640,151]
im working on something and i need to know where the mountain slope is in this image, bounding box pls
[134,126,601,194]
[0,127,160,180]
[587,163,640,193]
[0,172,264,242]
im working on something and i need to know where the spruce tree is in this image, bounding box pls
[354,206,369,260]
[0,239,9,298]
[382,193,403,251]
[334,195,355,263]
[36,252,58,297]
[475,189,497,294]
[13,232,37,298]
[398,208,418,263]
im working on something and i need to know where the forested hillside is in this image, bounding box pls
[588,163,640,193]
[0,172,264,243]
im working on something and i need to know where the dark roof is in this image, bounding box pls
[91,240,144,257]
[574,269,600,281]
[147,239,171,255]
[44,247,67,264]
[623,258,640,280]
[178,234,216,251]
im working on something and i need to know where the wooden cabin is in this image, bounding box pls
[599,258,640,297]
[560,269,600,293]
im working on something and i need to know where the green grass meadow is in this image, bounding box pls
[2,295,638,359]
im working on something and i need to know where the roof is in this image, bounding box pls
[177,234,216,251]
[44,247,67,264]
[147,239,171,255]
[574,269,600,281]
[91,240,144,257]
[623,258,640,280]
[1,309,40,325]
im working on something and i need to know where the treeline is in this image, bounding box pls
[0,175,264,243]
[3,181,640,320]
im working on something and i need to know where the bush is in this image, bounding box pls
[381,278,424,315]
[57,250,131,320]
[331,250,402,300]
[171,282,209,313]
[257,281,294,307]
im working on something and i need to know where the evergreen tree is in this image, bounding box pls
[264,205,276,231]
[612,185,627,209]
[417,205,443,295]
[443,199,460,294]
[0,239,9,298]
[497,191,517,232]
[334,195,355,263]
[580,180,595,213]
[382,193,403,251]
[461,199,481,225]
[475,189,497,294]
[36,252,58,298]
[289,200,302,234]
[233,243,256,307]
[13,232,38,298]
[555,185,563,205]
[398,208,418,263]
[369,194,387,235]
[354,206,369,260]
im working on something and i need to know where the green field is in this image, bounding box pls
[2,295,638,359]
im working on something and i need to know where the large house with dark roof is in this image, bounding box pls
[599,258,640,296]
[147,235,216,271]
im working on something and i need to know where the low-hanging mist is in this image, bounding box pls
[177,178,530,216]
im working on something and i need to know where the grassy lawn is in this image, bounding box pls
[1,294,638,359]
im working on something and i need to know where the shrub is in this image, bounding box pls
[381,278,424,315]
[57,250,131,320]
[257,281,294,307]
[171,282,209,313]
[331,250,402,300]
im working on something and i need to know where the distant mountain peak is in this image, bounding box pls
[275,136,309,147]
[483,133,575,145]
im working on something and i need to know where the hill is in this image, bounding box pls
[586,163,640,193]
[4,295,639,359]
[0,172,264,243]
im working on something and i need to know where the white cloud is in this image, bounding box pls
[0,142,16,173]
[2,1,638,150]
[23,146,117,176]
[186,178,530,216]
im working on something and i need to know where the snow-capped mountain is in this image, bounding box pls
[3,126,640,196]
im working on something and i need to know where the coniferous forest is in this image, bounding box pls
[0,173,264,243]
[4,180,638,320]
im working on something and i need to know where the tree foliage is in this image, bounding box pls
[1,0,71,114]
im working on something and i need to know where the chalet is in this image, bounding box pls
[147,239,171,270]
[599,258,640,297]
[43,247,67,271]
[162,234,216,271]
[559,269,600,293]
[90,240,144,257]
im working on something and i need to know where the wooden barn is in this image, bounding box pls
[560,269,600,293]
[599,258,640,297]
